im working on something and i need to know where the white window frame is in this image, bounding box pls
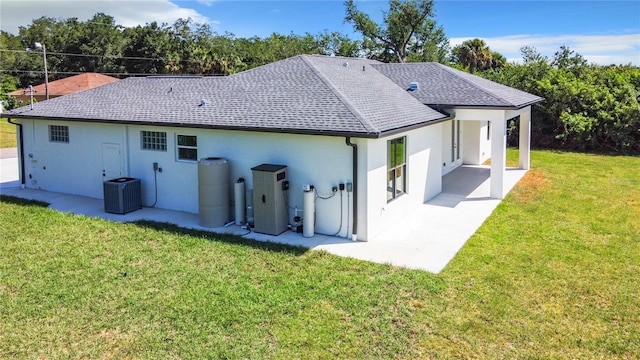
[176,134,198,162]
[387,136,407,202]
[49,125,69,143]
[141,131,167,151]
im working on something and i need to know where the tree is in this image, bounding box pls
[451,38,493,74]
[344,0,449,63]
[490,51,506,69]
[316,31,360,58]
[122,22,174,74]
[483,46,640,154]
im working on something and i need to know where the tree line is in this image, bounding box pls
[483,46,639,154]
[1,0,638,154]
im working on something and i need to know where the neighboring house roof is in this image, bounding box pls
[2,55,543,138]
[8,73,119,98]
[372,62,543,109]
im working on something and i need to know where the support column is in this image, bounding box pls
[490,117,506,199]
[519,107,531,170]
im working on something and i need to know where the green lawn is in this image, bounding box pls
[1,118,17,148]
[1,150,638,358]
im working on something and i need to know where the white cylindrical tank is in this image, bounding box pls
[303,189,315,238]
[198,157,229,228]
[234,178,246,225]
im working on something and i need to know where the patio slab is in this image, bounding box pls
[1,152,526,273]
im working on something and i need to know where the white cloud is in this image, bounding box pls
[450,33,640,66]
[0,0,216,34]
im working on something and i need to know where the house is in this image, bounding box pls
[1,55,542,242]
[7,73,119,103]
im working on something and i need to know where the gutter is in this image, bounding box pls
[427,98,544,111]
[345,137,358,241]
[1,113,451,140]
[7,118,25,187]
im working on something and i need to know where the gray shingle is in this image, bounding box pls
[372,62,543,108]
[303,55,447,134]
[4,55,542,138]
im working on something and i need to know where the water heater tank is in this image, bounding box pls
[198,157,229,227]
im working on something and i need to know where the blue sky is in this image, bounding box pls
[2,0,639,65]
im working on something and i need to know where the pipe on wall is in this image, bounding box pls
[7,118,25,187]
[345,137,358,241]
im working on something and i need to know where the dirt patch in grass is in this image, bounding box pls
[509,169,548,204]
[481,157,519,167]
[628,198,640,212]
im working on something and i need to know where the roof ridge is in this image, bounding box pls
[435,63,514,107]
[299,55,378,134]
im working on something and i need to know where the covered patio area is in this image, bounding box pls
[454,105,532,199]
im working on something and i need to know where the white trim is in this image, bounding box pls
[175,133,198,162]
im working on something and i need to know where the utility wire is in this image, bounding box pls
[0,49,235,65]
[0,49,168,62]
[0,69,224,77]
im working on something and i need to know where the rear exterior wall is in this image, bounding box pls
[16,118,445,242]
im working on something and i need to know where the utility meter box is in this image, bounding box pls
[251,164,288,235]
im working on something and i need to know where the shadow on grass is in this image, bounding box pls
[1,194,308,256]
[131,220,309,256]
[0,194,49,208]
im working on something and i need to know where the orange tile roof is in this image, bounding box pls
[9,73,119,97]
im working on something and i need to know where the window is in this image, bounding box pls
[176,134,197,161]
[387,136,406,202]
[141,131,167,151]
[49,125,69,143]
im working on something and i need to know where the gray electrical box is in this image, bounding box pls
[251,164,288,235]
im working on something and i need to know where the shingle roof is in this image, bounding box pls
[2,55,448,138]
[8,73,119,97]
[3,55,543,137]
[372,62,543,109]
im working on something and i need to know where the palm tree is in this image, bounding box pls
[452,38,493,74]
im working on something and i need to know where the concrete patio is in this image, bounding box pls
[1,150,526,273]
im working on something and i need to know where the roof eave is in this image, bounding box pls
[375,115,452,139]
[427,98,544,111]
[1,113,382,139]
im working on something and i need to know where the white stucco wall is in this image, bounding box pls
[19,119,127,197]
[16,118,450,242]
[127,125,355,236]
[462,121,491,165]
[362,123,443,241]
[17,119,357,237]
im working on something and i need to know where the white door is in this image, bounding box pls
[443,120,463,175]
[102,142,122,180]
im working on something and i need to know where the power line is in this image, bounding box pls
[0,49,167,62]
[0,48,239,65]
[0,69,224,77]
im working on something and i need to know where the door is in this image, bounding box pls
[443,120,463,175]
[451,119,461,164]
[102,142,122,179]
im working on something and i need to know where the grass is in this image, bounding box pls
[1,149,638,358]
[1,118,17,148]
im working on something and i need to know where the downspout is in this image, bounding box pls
[345,137,358,241]
[7,118,25,187]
